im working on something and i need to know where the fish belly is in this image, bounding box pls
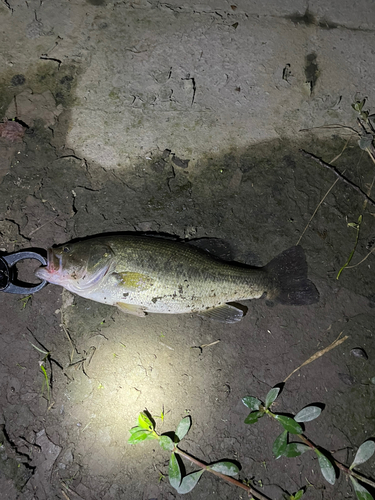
[87,271,264,314]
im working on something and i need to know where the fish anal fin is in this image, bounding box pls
[198,304,244,323]
[113,272,153,291]
[116,302,147,317]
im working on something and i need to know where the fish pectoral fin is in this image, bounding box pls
[112,271,153,291]
[197,304,244,323]
[116,302,147,317]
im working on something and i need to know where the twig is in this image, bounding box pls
[284,332,348,382]
[296,178,340,246]
[191,340,221,353]
[174,447,270,500]
[301,150,375,207]
[28,216,59,237]
[201,340,220,348]
[159,341,174,350]
[299,124,360,135]
[61,482,85,499]
[61,323,79,362]
[296,138,351,245]
[346,245,375,268]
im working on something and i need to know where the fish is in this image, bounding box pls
[35,235,319,323]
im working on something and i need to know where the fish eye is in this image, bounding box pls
[63,246,70,253]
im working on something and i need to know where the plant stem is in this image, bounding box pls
[174,446,271,500]
[296,434,375,489]
[336,215,362,279]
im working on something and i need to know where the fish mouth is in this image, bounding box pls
[47,248,62,273]
[35,248,61,281]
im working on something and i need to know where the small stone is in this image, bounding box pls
[351,347,368,360]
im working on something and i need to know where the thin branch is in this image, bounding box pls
[28,216,59,237]
[346,245,375,268]
[175,447,270,500]
[296,178,340,246]
[301,150,375,207]
[297,434,375,489]
[296,138,351,245]
[299,124,360,136]
[284,332,348,382]
[61,482,85,499]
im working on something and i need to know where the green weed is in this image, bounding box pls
[128,411,257,497]
[30,343,51,404]
[243,385,375,500]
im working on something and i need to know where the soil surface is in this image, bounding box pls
[1,3,375,500]
[1,118,375,500]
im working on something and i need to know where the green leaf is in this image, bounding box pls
[209,461,239,477]
[242,396,262,411]
[294,489,304,500]
[128,429,152,444]
[176,469,205,494]
[352,98,366,111]
[175,416,191,441]
[138,412,153,430]
[244,411,263,425]
[284,443,310,458]
[274,415,302,434]
[159,435,175,451]
[169,452,181,490]
[265,387,280,409]
[272,430,288,458]
[350,441,375,470]
[129,425,143,435]
[359,134,373,151]
[294,406,322,423]
[315,450,336,485]
[145,432,158,440]
[350,476,374,500]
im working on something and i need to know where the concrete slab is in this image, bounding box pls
[1,1,375,168]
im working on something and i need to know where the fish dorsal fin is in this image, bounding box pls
[198,304,244,323]
[112,272,153,291]
[116,302,147,317]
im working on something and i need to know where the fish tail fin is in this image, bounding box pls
[264,246,319,305]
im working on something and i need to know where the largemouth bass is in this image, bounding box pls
[35,235,319,323]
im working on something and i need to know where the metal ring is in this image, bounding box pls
[1,251,47,294]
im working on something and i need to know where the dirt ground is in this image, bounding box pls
[1,118,375,500]
[1,2,375,500]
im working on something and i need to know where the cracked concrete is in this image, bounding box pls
[1,1,375,169]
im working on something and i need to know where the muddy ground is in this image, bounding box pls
[1,3,375,500]
[1,115,375,500]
